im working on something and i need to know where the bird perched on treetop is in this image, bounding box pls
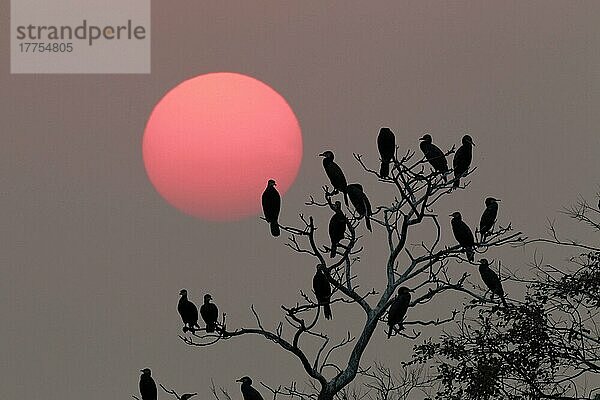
[262,179,281,237]
[377,127,396,178]
[236,377,265,400]
[479,259,508,307]
[328,201,347,258]
[346,183,373,232]
[178,289,199,333]
[313,265,333,320]
[139,368,157,400]
[450,212,475,262]
[319,151,348,205]
[387,287,411,338]
[200,293,219,333]
[452,134,475,188]
[479,197,500,239]
[419,133,449,181]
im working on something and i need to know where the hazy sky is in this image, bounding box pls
[1,2,599,399]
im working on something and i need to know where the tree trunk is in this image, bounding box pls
[317,389,334,400]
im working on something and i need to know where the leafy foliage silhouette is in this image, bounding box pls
[409,195,600,399]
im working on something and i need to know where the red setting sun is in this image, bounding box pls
[143,72,303,221]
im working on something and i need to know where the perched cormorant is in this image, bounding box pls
[319,151,348,205]
[200,293,219,333]
[479,259,507,307]
[346,183,372,232]
[377,127,396,178]
[139,368,157,400]
[452,134,474,188]
[262,179,281,237]
[479,197,500,239]
[387,287,411,338]
[419,134,449,181]
[328,201,347,258]
[236,377,265,400]
[450,212,475,262]
[313,266,332,320]
[178,289,199,332]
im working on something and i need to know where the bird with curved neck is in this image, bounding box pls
[479,197,500,240]
[319,150,348,206]
[377,127,396,178]
[419,133,449,181]
[262,179,281,237]
[236,377,265,400]
[178,289,199,333]
[200,293,219,333]
[450,211,475,262]
[479,259,508,307]
[452,134,474,189]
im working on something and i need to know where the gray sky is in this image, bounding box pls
[1,2,599,399]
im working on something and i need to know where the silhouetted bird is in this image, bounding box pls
[377,127,396,177]
[387,287,411,338]
[178,289,199,332]
[180,394,197,400]
[452,134,474,188]
[450,212,475,262]
[479,259,507,307]
[346,183,372,232]
[262,179,281,237]
[328,201,347,258]
[236,377,264,400]
[319,151,348,205]
[479,197,500,239]
[139,368,157,400]
[419,134,449,181]
[200,294,219,333]
[313,266,332,320]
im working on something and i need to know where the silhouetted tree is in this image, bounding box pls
[178,132,524,400]
[410,195,600,400]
